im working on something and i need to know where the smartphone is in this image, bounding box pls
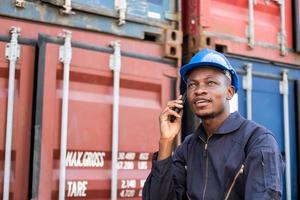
[169,91,187,123]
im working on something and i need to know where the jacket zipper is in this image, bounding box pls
[202,136,211,200]
[224,164,245,200]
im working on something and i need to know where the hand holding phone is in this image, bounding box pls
[169,92,186,123]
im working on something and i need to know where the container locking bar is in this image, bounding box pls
[3,26,21,200]
[115,0,127,26]
[246,0,255,48]
[276,0,287,56]
[280,69,291,200]
[58,30,72,200]
[242,63,253,120]
[109,40,121,200]
[61,0,75,15]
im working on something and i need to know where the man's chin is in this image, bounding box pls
[195,111,216,120]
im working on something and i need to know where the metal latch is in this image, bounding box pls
[15,0,26,8]
[280,69,288,95]
[5,27,21,62]
[109,41,121,72]
[59,30,72,64]
[242,63,253,91]
[60,0,75,15]
[115,0,127,26]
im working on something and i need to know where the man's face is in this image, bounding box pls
[186,67,234,119]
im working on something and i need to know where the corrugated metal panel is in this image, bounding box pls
[31,33,176,199]
[182,0,300,65]
[41,0,177,26]
[0,14,178,199]
[0,0,179,41]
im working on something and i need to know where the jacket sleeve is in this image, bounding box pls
[243,133,285,200]
[142,143,188,200]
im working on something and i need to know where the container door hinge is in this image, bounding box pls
[275,0,287,56]
[3,26,21,200]
[109,41,121,72]
[115,0,127,26]
[164,29,182,59]
[15,0,26,8]
[60,0,75,15]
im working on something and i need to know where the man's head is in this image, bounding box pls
[180,48,238,119]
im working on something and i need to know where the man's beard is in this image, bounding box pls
[197,106,225,120]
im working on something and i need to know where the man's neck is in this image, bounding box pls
[202,111,230,138]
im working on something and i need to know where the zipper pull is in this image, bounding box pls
[203,143,208,157]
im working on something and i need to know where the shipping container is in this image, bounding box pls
[0,0,181,43]
[0,28,35,199]
[181,54,300,200]
[0,2,179,199]
[182,0,300,65]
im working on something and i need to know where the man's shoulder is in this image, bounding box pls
[241,119,280,153]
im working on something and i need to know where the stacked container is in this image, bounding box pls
[0,0,181,199]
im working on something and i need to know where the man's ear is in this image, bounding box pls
[226,86,235,100]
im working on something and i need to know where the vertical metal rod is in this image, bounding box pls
[243,63,252,120]
[281,70,291,200]
[279,0,287,55]
[3,27,20,200]
[58,30,72,200]
[110,41,121,200]
[247,0,255,48]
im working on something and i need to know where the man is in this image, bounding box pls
[142,48,285,200]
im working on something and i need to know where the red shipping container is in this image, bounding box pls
[182,0,300,65]
[0,17,178,199]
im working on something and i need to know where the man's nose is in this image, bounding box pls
[194,84,208,95]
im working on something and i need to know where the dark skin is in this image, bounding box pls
[158,67,235,160]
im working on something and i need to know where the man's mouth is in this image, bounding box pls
[193,97,212,107]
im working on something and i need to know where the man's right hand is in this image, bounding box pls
[158,95,183,160]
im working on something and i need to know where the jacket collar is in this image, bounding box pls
[196,111,245,141]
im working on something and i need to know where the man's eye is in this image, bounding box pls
[188,83,197,89]
[207,81,216,86]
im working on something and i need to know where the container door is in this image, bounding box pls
[32,34,176,199]
[0,36,35,199]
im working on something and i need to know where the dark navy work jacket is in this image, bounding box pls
[143,112,285,200]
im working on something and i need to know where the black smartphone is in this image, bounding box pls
[169,91,187,123]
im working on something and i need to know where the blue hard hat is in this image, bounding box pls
[180,48,238,93]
